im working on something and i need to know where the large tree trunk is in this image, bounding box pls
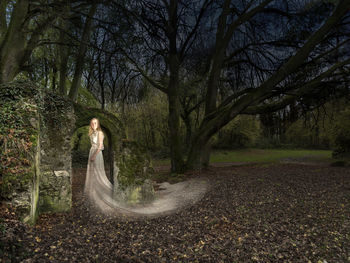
[58,8,70,96]
[168,60,184,172]
[182,114,192,147]
[0,0,29,83]
[185,129,210,170]
[194,0,230,168]
[168,0,184,173]
[0,0,57,84]
[200,53,226,167]
[68,3,97,101]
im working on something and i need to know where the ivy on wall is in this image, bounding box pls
[0,80,73,199]
[0,81,40,199]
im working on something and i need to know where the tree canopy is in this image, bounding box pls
[1,0,349,172]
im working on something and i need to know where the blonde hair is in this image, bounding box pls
[89,118,102,136]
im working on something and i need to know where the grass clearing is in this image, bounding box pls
[152,149,332,166]
[210,148,332,163]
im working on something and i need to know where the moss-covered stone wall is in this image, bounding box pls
[1,80,154,224]
[0,81,42,223]
[0,81,75,222]
[113,140,155,205]
[38,91,75,213]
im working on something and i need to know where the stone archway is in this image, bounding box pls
[37,103,154,223]
[1,81,154,224]
[72,103,126,184]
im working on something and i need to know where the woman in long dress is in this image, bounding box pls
[84,118,116,213]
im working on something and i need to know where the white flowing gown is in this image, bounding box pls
[84,131,116,213]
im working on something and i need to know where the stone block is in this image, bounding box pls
[39,170,72,213]
[113,141,155,205]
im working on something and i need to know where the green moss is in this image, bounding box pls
[38,195,71,213]
[27,130,41,224]
[77,86,100,108]
[29,134,38,147]
[116,140,154,190]
[0,81,43,200]
[127,186,142,204]
[71,126,91,152]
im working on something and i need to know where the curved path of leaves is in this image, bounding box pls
[2,163,350,262]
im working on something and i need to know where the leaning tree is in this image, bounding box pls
[111,0,350,172]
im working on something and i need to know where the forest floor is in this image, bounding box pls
[1,161,350,262]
